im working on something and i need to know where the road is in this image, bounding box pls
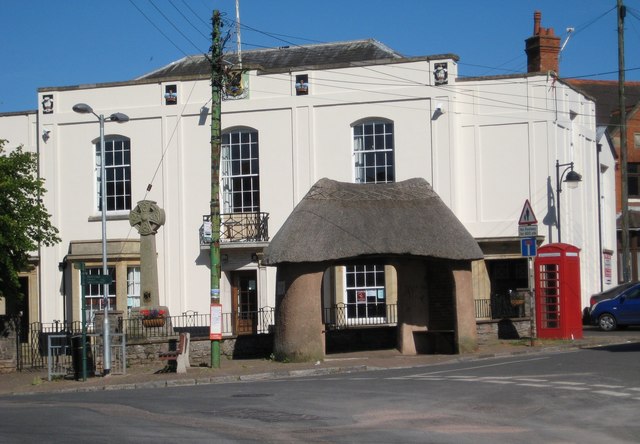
[1,341,639,443]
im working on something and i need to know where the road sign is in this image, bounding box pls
[518,199,538,225]
[520,237,537,257]
[82,274,113,285]
[519,225,538,237]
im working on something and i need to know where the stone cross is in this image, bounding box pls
[129,200,165,308]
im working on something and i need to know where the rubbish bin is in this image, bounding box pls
[71,335,95,380]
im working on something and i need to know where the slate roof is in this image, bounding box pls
[138,39,407,80]
[565,79,640,127]
[263,178,484,265]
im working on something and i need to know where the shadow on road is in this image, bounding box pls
[584,341,640,353]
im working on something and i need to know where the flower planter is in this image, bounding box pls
[142,318,166,328]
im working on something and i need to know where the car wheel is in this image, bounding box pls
[598,313,617,331]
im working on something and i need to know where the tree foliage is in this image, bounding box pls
[0,139,60,302]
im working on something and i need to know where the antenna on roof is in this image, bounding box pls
[236,0,242,68]
[560,27,575,53]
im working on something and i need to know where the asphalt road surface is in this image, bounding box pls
[1,342,639,443]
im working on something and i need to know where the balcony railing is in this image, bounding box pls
[200,212,269,246]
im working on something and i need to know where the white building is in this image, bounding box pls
[0,29,617,334]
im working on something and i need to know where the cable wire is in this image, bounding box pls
[128,0,190,57]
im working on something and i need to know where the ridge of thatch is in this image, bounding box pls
[263,178,483,265]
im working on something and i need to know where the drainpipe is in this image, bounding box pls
[596,142,604,291]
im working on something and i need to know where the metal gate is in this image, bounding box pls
[16,320,82,371]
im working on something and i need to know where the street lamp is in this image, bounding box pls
[555,160,582,244]
[73,103,129,376]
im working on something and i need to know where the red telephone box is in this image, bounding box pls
[534,243,583,339]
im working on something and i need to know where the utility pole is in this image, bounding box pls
[209,10,223,368]
[618,0,631,282]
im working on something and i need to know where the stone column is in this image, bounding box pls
[129,200,165,308]
[393,258,429,355]
[452,263,478,353]
[273,262,326,362]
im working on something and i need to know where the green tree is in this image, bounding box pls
[0,139,60,305]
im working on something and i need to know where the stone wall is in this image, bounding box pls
[476,318,533,344]
[0,319,17,374]
[125,334,274,367]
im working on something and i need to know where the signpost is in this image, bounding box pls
[518,200,538,346]
[82,274,113,285]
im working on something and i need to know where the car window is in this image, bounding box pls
[625,287,640,300]
[596,282,637,299]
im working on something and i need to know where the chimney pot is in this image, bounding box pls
[534,11,541,35]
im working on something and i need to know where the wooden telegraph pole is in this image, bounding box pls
[618,0,631,282]
[209,10,223,368]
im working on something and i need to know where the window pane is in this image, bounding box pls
[221,129,260,213]
[96,138,131,212]
[353,121,394,184]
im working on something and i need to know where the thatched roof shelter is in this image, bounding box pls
[263,178,483,265]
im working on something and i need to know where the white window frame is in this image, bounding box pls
[127,266,141,310]
[343,264,387,324]
[221,128,260,213]
[95,136,131,214]
[352,119,395,184]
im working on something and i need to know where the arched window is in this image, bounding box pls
[95,136,131,212]
[221,128,260,213]
[352,119,394,184]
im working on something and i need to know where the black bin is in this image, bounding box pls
[71,335,95,380]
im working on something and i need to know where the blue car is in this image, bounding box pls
[590,283,640,331]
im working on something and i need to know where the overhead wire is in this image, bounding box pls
[128,4,640,132]
[148,0,208,54]
[180,0,211,29]
[128,0,190,57]
[168,0,211,42]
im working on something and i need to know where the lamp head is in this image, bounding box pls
[564,170,582,189]
[72,103,94,114]
[109,112,129,123]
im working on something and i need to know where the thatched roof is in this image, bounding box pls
[263,178,484,265]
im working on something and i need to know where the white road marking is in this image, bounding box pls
[514,378,547,382]
[517,383,548,387]
[555,386,590,391]
[593,390,631,397]
[412,356,550,376]
[552,381,587,386]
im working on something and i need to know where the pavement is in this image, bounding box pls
[2,329,638,397]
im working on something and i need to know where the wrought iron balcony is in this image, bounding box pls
[200,212,269,246]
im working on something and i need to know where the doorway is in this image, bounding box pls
[231,270,258,335]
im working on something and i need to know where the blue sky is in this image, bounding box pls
[2,0,640,113]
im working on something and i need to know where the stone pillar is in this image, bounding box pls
[452,263,478,353]
[129,200,165,308]
[273,262,326,362]
[394,258,429,355]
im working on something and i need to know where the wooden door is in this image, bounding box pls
[231,270,258,335]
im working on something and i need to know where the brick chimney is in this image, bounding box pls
[525,11,561,74]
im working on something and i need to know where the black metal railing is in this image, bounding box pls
[475,295,528,320]
[119,307,276,339]
[200,212,269,245]
[14,296,532,371]
[323,303,398,330]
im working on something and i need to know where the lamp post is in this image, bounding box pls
[555,160,582,243]
[73,103,129,376]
